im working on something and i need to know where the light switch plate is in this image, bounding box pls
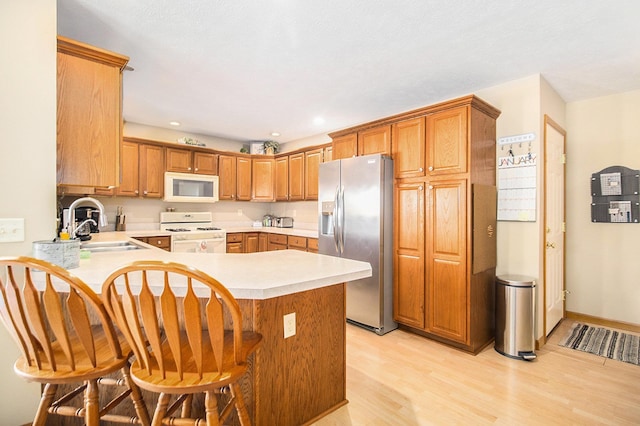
[283,312,296,338]
[0,218,25,243]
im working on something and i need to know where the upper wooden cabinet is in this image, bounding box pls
[218,154,237,200]
[275,156,289,201]
[115,139,164,198]
[427,106,468,175]
[56,36,129,188]
[358,125,391,157]
[304,148,322,200]
[236,156,252,201]
[331,134,357,160]
[193,152,218,175]
[166,147,218,175]
[288,152,305,201]
[392,117,426,179]
[252,157,275,202]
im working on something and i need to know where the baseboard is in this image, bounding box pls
[565,311,640,333]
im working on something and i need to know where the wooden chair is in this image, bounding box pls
[101,260,262,426]
[0,256,150,426]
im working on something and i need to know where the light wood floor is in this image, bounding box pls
[313,320,640,425]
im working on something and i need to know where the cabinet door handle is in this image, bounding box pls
[135,190,139,195]
[428,166,433,171]
[418,167,424,172]
[188,167,192,171]
[429,185,433,190]
[143,190,148,195]
[157,240,162,245]
[194,168,198,172]
[418,185,424,191]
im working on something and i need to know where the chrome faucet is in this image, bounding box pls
[68,197,108,239]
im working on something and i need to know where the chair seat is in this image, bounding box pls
[14,325,130,384]
[130,330,262,394]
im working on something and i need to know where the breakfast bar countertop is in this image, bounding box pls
[70,232,371,300]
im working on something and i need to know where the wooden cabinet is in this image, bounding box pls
[134,235,171,251]
[166,148,219,175]
[226,233,243,253]
[287,235,307,251]
[333,95,499,354]
[115,140,140,197]
[358,125,391,156]
[304,148,322,200]
[244,232,260,253]
[268,233,288,251]
[252,157,275,202]
[288,152,304,201]
[165,148,193,173]
[258,233,268,252]
[275,156,289,201]
[193,152,218,175]
[427,106,468,175]
[393,117,426,179]
[323,146,333,163]
[56,36,129,189]
[138,143,165,198]
[332,133,357,160]
[307,238,318,253]
[218,155,237,200]
[117,139,164,198]
[236,156,252,201]
[427,180,467,343]
[393,181,426,329]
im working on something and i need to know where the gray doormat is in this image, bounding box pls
[559,322,639,366]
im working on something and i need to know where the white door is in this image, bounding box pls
[544,116,566,336]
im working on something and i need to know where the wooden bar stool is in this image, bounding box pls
[0,256,151,426]
[102,260,262,426]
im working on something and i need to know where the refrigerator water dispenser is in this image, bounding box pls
[320,201,335,236]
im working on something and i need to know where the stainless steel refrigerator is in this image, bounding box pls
[318,154,397,335]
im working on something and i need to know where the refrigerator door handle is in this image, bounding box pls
[333,186,340,252]
[338,185,345,254]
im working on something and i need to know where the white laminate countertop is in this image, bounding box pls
[69,233,370,300]
[124,227,318,239]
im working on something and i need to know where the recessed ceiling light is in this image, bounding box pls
[313,117,325,126]
[169,121,181,126]
[271,132,281,137]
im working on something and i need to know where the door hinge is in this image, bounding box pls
[561,153,567,164]
[562,222,566,233]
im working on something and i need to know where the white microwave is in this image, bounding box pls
[164,172,219,203]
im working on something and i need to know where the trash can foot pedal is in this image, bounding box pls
[519,351,537,361]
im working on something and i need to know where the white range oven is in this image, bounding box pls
[159,211,226,253]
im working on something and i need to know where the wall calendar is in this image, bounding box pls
[497,153,537,221]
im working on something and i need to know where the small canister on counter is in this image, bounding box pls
[33,239,80,269]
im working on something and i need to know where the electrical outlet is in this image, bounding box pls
[0,218,25,243]
[283,312,296,338]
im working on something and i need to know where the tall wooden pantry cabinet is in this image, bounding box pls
[330,95,500,354]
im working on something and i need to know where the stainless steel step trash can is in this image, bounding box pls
[495,275,536,360]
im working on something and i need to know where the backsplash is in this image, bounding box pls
[60,197,318,232]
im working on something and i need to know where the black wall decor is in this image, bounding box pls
[591,165,640,223]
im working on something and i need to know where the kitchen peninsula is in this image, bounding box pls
[64,233,372,425]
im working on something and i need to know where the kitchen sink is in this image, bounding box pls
[80,240,147,253]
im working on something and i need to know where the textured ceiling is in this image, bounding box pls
[57,0,640,143]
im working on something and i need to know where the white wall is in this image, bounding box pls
[0,0,57,422]
[124,121,245,152]
[565,90,640,325]
[476,74,568,339]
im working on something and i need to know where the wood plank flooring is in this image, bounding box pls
[313,320,640,425]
